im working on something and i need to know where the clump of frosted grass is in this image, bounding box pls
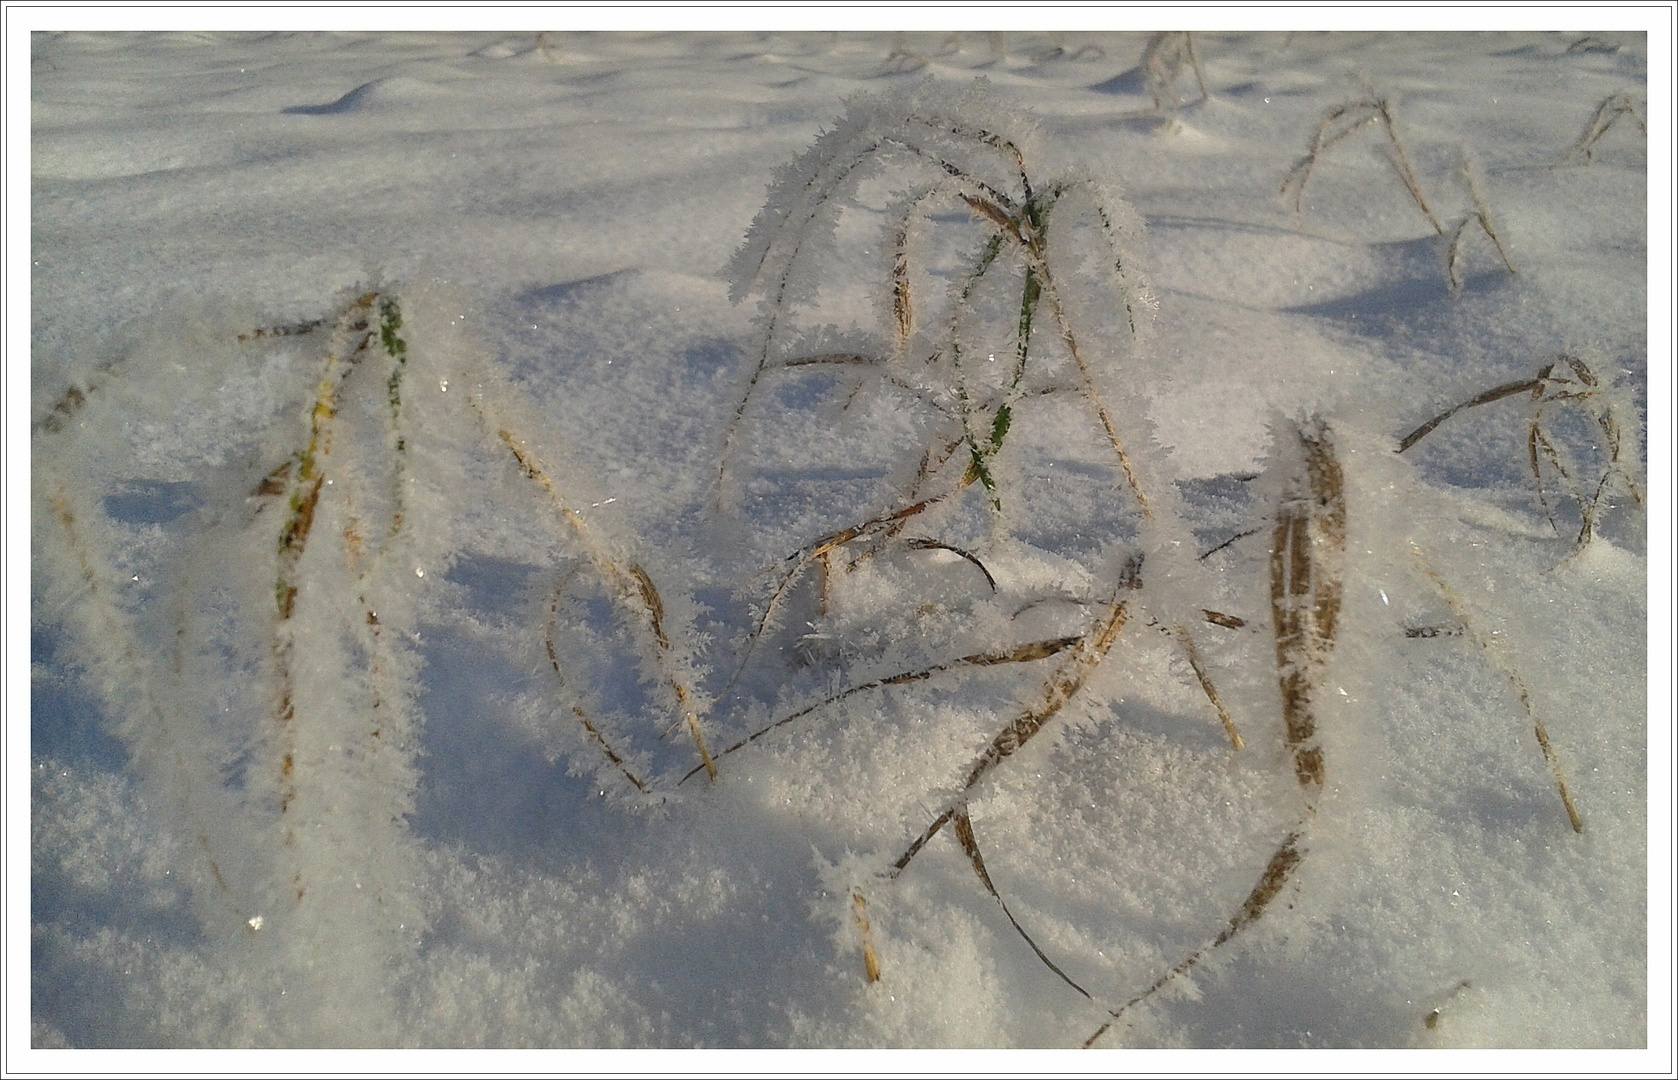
[712,77,1286,1011]
[1399,353,1644,554]
[34,286,469,1042]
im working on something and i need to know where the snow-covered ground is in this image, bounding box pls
[16,21,1672,1063]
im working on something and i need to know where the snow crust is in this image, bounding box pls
[21,27,1666,1061]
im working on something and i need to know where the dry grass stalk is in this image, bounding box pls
[545,569,651,795]
[235,317,324,343]
[713,486,962,706]
[38,287,437,941]
[890,217,915,351]
[716,91,1234,754]
[1269,418,1346,793]
[722,88,1256,1018]
[682,634,1083,784]
[1565,36,1619,55]
[466,383,718,779]
[1560,92,1646,165]
[1083,832,1305,1047]
[1411,548,1583,833]
[851,889,882,983]
[1176,626,1244,750]
[1445,157,1517,293]
[952,810,1096,1001]
[889,598,1130,876]
[1398,355,1643,549]
[43,478,255,927]
[1281,94,1444,235]
[1141,31,1209,112]
[270,294,379,820]
[1445,212,1516,292]
[1082,421,1345,1046]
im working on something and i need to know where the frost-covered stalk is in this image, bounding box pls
[465,361,715,785]
[35,433,267,934]
[1269,418,1347,794]
[1411,548,1583,833]
[35,286,464,1043]
[720,81,1154,579]
[1559,92,1647,165]
[1140,31,1209,113]
[1085,417,1346,1048]
[1281,92,1444,235]
[1398,354,1643,550]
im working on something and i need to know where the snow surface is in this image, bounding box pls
[18,24,1671,1063]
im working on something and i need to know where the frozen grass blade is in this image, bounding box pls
[40,474,260,928]
[1084,832,1305,1047]
[1141,31,1210,112]
[270,294,379,823]
[1281,94,1444,235]
[1399,355,1643,550]
[1176,625,1244,750]
[1412,548,1583,832]
[1560,92,1647,165]
[545,569,652,796]
[902,537,998,591]
[952,810,1096,1002]
[888,598,1129,876]
[1084,420,1346,1045]
[1269,418,1346,792]
[1445,210,1517,293]
[236,317,324,343]
[1396,377,1544,452]
[466,377,717,779]
[851,889,882,984]
[1445,154,1517,294]
[682,635,1082,784]
[712,485,967,709]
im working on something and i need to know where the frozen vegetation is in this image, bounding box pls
[25,29,1663,1055]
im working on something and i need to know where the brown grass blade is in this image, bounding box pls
[1446,212,1513,293]
[1083,831,1305,1047]
[851,889,882,983]
[1281,104,1379,216]
[544,571,651,795]
[1202,609,1246,630]
[1175,626,1243,750]
[1397,378,1543,452]
[1270,419,1346,793]
[236,318,325,343]
[1560,93,1647,165]
[891,221,914,350]
[681,635,1082,784]
[903,537,998,591]
[712,487,963,709]
[1412,548,1583,832]
[890,599,1128,875]
[468,383,716,779]
[1376,107,1443,235]
[953,810,1095,1001]
[1037,272,1152,518]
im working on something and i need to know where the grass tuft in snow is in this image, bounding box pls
[1559,92,1647,166]
[1280,90,1444,235]
[1140,31,1210,114]
[1398,354,1644,550]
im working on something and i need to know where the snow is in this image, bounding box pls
[14,18,1672,1068]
